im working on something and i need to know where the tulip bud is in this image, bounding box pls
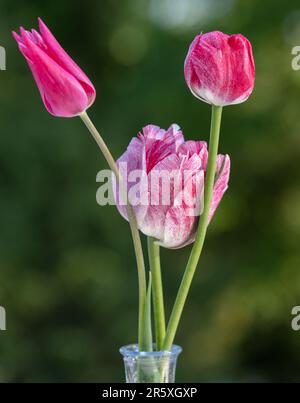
[13,18,96,117]
[184,31,255,106]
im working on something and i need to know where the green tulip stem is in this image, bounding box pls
[163,105,223,350]
[80,111,147,350]
[147,237,166,350]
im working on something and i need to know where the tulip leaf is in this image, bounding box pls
[140,272,153,352]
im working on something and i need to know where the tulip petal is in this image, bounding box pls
[161,207,197,248]
[140,124,166,140]
[165,124,185,150]
[226,34,255,105]
[13,30,33,61]
[209,154,231,222]
[144,152,204,248]
[38,18,96,106]
[140,124,184,173]
[138,153,182,241]
[19,30,90,117]
[162,172,204,249]
[177,140,208,168]
[113,137,144,220]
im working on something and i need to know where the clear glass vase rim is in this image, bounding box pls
[119,344,182,358]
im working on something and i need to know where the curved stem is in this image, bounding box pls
[80,111,147,348]
[163,105,223,350]
[147,237,165,350]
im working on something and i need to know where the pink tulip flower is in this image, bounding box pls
[114,124,230,249]
[184,31,255,106]
[13,18,96,117]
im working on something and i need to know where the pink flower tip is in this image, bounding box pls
[12,18,96,117]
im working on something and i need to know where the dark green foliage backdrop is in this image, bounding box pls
[0,0,300,382]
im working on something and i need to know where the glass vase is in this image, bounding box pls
[120,344,182,383]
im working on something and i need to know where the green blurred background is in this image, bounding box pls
[0,0,300,382]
